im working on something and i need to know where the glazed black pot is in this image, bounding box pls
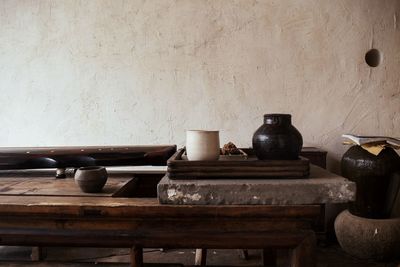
[252,114,303,160]
[341,146,400,219]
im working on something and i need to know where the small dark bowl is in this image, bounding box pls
[74,166,108,193]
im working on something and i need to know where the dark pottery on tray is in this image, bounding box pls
[252,114,303,160]
[341,146,400,219]
[74,166,108,193]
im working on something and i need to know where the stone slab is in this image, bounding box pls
[157,165,355,205]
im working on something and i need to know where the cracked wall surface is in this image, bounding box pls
[0,0,399,172]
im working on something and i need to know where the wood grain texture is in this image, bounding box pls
[194,249,206,266]
[300,148,327,169]
[167,148,310,179]
[291,231,317,267]
[0,226,315,249]
[130,246,143,267]
[0,172,323,266]
[0,176,135,197]
[30,246,46,261]
[262,248,277,267]
[0,195,322,218]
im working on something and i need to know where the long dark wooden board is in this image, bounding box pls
[0,145,176,170]
[167,148,310,179]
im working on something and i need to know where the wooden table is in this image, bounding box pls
[0,167,345,267]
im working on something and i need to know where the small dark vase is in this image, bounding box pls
[252,114,303,160]
[341,146,400,219]
[74,166,108,193]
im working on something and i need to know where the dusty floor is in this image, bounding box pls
[0,245,399,267]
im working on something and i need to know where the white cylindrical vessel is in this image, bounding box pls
[186,130,220,161]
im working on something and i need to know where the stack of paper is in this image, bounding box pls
[342,134,400,156]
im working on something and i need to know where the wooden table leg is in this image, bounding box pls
[130,246,143,267]
[31,247,46,261]
[238,249,249,260]
[262,248,277,266]
[290,232,316,267]
[195,248,207,266]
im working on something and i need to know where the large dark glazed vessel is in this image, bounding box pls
[252,114,303,160]
[341,146,400,219]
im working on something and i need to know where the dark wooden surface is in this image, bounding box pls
[0,145,176,170]
[194,249,207,266]
[0,146,328,267]
[0,263,183,267]
[0,195,323,219]
[300,148,327,169]
[167,148,310,179]
[0,174,322,267]
[131,246,144,267]
[0,176,135,197]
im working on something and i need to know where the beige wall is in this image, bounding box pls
[0,0,399,172]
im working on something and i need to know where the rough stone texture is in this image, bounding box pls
[158,165,355,205]
[0,1,399,173]
[335,210,400,261]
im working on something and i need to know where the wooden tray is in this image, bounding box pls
[0,176,136,197]
[167,148,310,179]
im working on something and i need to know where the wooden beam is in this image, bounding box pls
[194,249,207,266]
[262,248,277,266]
[290,232,316,267]
[30,246,46,261]
[130,246,143,267]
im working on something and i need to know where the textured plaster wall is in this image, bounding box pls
[0,0,399,171]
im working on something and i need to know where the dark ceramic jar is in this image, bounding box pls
[74,166,108,193]
[252,114,303,160]
[341,146,400,219]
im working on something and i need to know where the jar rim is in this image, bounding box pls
[263,113,291,118]
[186,130,219,133]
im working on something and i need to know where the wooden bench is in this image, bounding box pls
[0,147,348,267]
[0,171,327,267]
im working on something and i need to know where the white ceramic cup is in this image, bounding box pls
[186,130,220,161]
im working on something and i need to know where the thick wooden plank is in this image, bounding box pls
[0,262,182,267]
[0,152,326,267]
[300,148,327,169]
[112,176,139,198]
[167,149,310,180]
[0,195,322,219]
[0,228,311,249]
[168,151,310,167]
[0,217,313,233]
[0,201,320,249]
[126,174,164,198]
[30,246,46,261]
[194,249,207,266]
[168,171,310,179]
[238,249,249,260]
[262,248,277,267]
[130,246,143,267]
[169,166,310,172]
[0,145,177,170]
[0,173,164,198]
[290,231,316,267]
[0,176,134,197]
